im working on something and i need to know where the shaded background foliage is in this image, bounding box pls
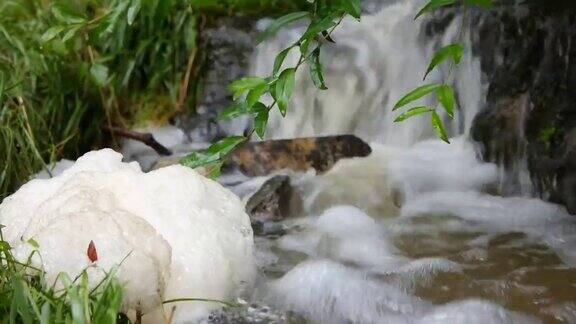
[0,0,307,200]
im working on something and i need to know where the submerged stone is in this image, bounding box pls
[245,175,302,223]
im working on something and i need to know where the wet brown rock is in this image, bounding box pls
[229,135,371,176]
[245,175,302,223]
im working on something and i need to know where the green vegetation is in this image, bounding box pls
[0,0,203,200]
[0,228,125,323]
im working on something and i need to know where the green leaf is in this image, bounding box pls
[206,136,246,155]
[127,0,142,25]
[299,38,311,57]
[180,136,246,169]
[340,0,361,19]
[40,303,51,324]
[90,63,110,87]
[251,102,268,113]
[393,83,441,110]
[309,48,327,90]
[394,106,433,122]
[275,68,296,116]
[465,0,493,8]
[27,238,39,249]
[424,43,464,79]
[62,26,81,42]
[254,108,270,139]
[431,111,450,143]
[415,0,455,19]
[229,77,266,100]
[205,161,224,179]
[41,26,64,43]
[218,103,249,121]
[0,241,10,251]
[246,83,268,108]
[321,30,336,43]
[52,6,86,24]
[273,47,292,77]
[301,14,338,41]
[437,85,455,118]
[257,11,309,44]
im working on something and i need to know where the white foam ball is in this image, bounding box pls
[0,149,255,321]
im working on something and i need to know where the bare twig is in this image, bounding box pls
[164,306,177,324]
[103,125,172,156]
[175,46,198,112]
[135,310,143,324]
[175,13,205,113]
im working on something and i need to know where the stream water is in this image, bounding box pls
[214,1,576,323]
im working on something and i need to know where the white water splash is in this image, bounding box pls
[244,1,576,323]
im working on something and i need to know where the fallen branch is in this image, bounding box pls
[103,125,172,156]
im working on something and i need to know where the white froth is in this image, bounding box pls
[0,149,255,322]
[269,260,430,324]
[279,206,406,271]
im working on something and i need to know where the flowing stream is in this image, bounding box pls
[217,1,576,323]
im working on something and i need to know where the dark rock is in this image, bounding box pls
[229,135,372,176]
[245,175,301,223]
[177,17,256,142]
[469,5,576,213]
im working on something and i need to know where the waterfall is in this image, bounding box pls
[246,1,485,146]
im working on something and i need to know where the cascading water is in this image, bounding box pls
[245,1,482,145]
[221,1,576,323]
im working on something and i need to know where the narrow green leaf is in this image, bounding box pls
[299,38,311,57]
[62,26,81,42]
[394,106,433,122]
[127,0,142,25]
[415,0,455,19]
[229,77,266,100]
[273,47,292,77]
[309,48,327,90]
[437,85,455,118]
[40,302,51,324]
[254,109,269,139]
[275,68,296,116]
[41,26,64,43]
[27,238,39,249]
[340,0,361,19]
[52,6,86,24]
[465,0,493,8]
[424,43,464,79]
[246,83,268,108]
[431,111,450,143]
[127,0,141,25]
[393,84,441,110]
[257,11,309,44]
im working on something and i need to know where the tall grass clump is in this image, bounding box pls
[0,0,201,200]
